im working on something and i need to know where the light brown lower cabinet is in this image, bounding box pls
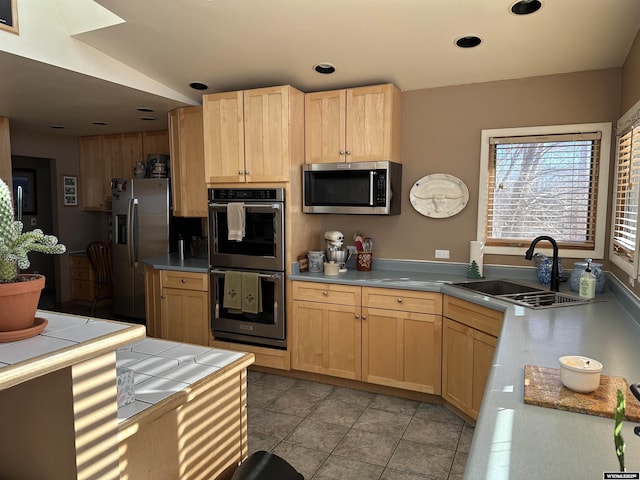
[442,295,502,420]
[291,282,362,380]
[362,287,442,394]
[144,267,210,345]
[291,281,442,394]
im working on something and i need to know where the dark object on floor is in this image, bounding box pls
[86,242,113,314]
[231,451,304,480]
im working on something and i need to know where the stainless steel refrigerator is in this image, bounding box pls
[111,178,170,319]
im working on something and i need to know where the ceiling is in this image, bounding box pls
[2,0,640,137]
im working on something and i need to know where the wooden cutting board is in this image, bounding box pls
[523,365,640,422]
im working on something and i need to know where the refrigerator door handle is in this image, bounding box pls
[127,198,138,267]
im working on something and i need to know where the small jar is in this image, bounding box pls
[569,260,605,294]
[307,251,324,273]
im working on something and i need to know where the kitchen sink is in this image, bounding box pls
[453,279,546,296]
[452,279,599,309]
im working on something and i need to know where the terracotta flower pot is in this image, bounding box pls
[0,274,45,331]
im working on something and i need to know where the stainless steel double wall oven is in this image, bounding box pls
[208,188,286,348]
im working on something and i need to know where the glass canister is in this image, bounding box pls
[307,251,325,273]
[569,259,605,294]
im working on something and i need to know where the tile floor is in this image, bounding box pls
[247,370,473,480]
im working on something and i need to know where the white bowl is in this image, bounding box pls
[559,355,603,393]
[323,262,340,276]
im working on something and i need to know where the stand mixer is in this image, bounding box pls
[324,231,352,272]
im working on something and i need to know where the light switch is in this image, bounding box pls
[30,218,36,226]
[435,249,450,259]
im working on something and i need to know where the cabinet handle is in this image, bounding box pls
[161,295,165,299]
[345,150,351,155]
[397,298,403,303]
[322,291,328,296]
[238,170,243,175]
[339,150,345,155]
[355,314,360,319]
[181,279,187,283]
[245,171,249,175]
[362,315,367,320]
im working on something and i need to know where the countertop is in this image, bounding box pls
[141,254,209,273]
[0,310,254,426]
[292,260,640,477]
[140,254,640,474]
[0,311,145,390]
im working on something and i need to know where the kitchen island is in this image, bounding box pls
[0,310,254,480]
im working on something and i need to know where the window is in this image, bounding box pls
[610,106,640,277]
[477,123,611,258]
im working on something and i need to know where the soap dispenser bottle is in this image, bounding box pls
[579,259,596,299]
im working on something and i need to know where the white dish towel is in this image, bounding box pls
[227,203,245,241]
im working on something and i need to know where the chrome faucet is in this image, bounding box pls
[524,235,560,292]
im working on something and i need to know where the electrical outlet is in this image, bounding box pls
[630,275,635,287]
[435,249,450,259]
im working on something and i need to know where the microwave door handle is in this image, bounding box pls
[369,171,375,206]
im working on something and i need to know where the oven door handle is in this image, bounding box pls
[209,203,282,210]
[211,269,282,281]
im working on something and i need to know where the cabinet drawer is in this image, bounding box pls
[71,255,90,268]
[443,295,503,337]
[71,280,95,302]
[292,281,361,306]
[363,287,442,315]
[161,270,208,291]
[71,266,94,281]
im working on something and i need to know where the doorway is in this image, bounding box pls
[11,155,56,297]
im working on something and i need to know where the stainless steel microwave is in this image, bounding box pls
[302,161,402,215]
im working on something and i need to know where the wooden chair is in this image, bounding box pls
[86,241,113,314]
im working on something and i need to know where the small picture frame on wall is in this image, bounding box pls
[0,0,18,35]
[63,175,78,207]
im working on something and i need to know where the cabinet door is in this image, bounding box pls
[346,84,401,162]
[161,288,209,345]
[442,318,496,420]
[144,267,161,338]
[203,91,245,184]
[304,90,346,163]
[142,130,170,157]
[363,308,441,394]
[292,300,361,380]
[79,135,107,211]
[169,107,207,217]
[102,134,121,206]
[121,132,144,179]
[243,86,290,182]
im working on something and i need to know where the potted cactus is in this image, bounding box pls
[0,178,65,333]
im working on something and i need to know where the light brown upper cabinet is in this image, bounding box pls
[79,135,108,211]
[169,106,207,217]
[305,83,402,164]
[202,85,304,184]
[79,130,168,212]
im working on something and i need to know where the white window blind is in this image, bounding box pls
[611,124,640,270]
[485,132,601,249]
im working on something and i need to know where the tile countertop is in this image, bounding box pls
[0,311,146,390]
[292,259,640,477]
[0,311,253,426]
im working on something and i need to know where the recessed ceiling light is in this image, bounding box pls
[49,125,65,129]
[140,117,156,121]
[189,82,209,90]
[511,0,542,15]
[313,63,336,75]
[92,121,108,126]
[455,36,482,48]
[136,107,155,112]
